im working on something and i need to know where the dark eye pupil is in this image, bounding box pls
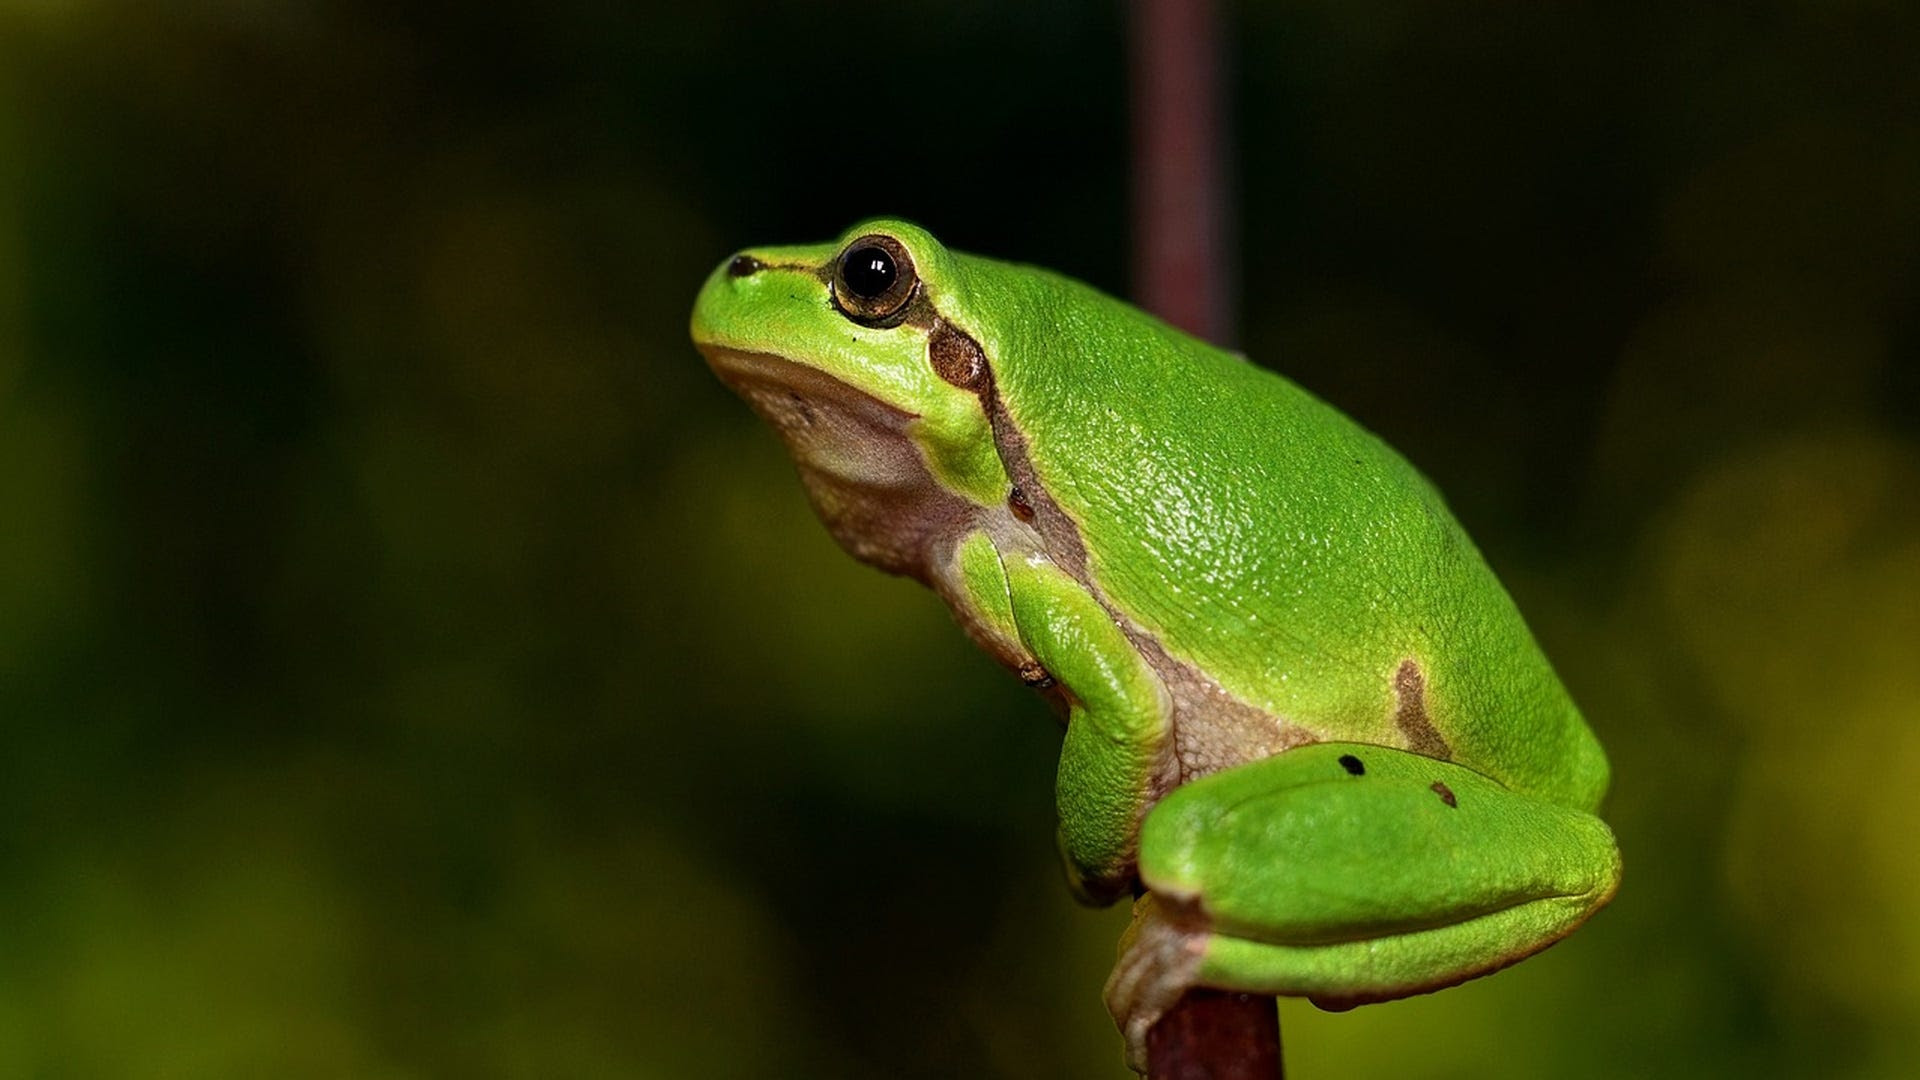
[842,246,896,299]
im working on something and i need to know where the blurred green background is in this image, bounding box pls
[2,2,1917,1077]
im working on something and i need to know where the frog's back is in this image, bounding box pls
[960,258,1607,810]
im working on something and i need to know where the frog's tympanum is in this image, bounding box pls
[690,220,1619,1072]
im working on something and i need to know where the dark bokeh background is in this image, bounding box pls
[3,3,1917,1077]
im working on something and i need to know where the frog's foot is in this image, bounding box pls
[1062,843,1136,908]
[1103,893,1207,1074]
[1102,743,1621,1073]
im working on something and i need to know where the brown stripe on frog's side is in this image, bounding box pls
[1138,630,1320,782]
[1393,658,1451,759]
[926,318,1317,787]
[927,319,1090,579]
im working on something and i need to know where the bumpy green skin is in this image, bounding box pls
[691,220,1620,1073]
[965,263,1606,808]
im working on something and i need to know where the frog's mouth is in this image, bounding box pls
[699,346,928,491]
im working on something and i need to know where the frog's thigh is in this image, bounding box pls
[1140,743,1620,1005]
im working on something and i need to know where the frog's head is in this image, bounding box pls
[691,219,1011,576]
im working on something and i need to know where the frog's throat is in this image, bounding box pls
[932,320,1320,786]
[700,344,981,582]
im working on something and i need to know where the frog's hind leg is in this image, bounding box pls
[1104,743,1620,1072]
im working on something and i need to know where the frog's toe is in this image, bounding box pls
[1104,894,1207,1074]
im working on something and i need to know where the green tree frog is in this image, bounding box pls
[690,220,1620,1072]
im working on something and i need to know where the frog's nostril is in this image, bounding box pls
[728,254,765,278]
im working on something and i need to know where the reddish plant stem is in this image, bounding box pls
[1147,990,1283,1080]
[1130,0,1235,345]
[1131,0,1275,1075]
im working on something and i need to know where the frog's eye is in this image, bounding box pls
[832,234,917,325]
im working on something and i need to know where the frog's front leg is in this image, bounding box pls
[1106,743,1621,1072]
[993,550,1174,905]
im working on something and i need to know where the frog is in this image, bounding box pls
[689,219,1620,1073]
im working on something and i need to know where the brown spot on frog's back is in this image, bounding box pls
[1393,659,1451,759]
[1430,780,1457,807]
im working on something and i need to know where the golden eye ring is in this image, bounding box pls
[831,234,917,325]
